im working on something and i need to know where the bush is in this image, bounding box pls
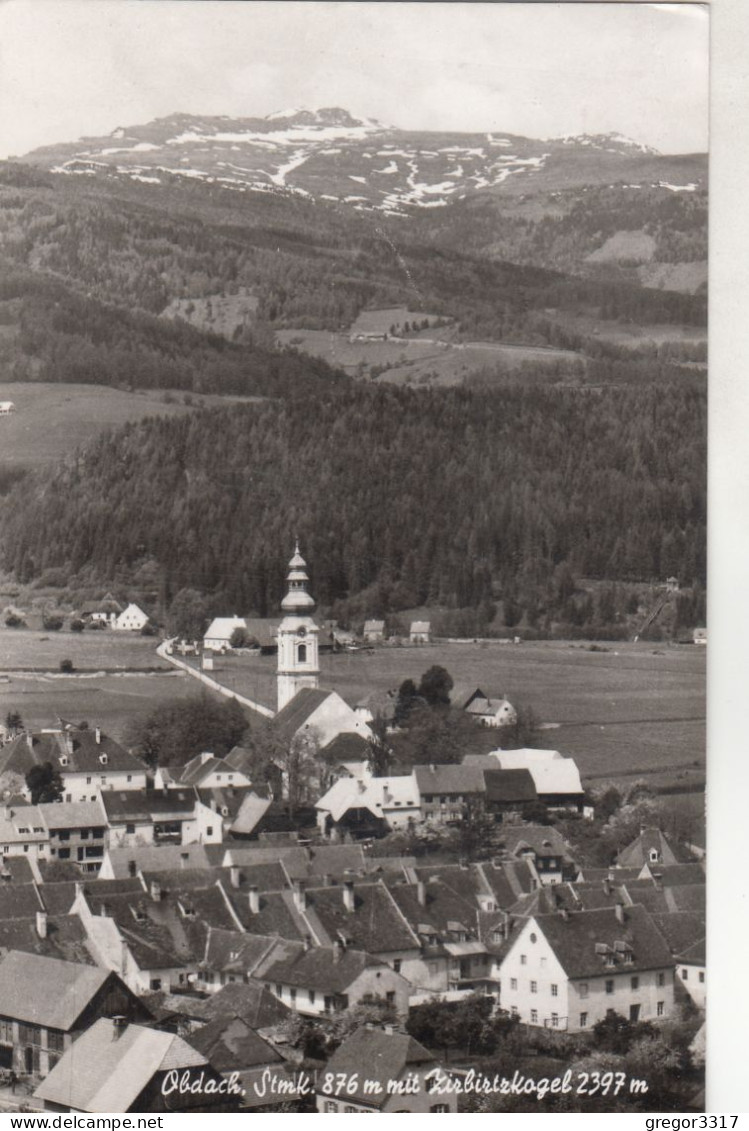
[43,615,64,631]
[59,658,74,673]
[70,618,85,632]
[140,620,158,637]
[4,613,25,628]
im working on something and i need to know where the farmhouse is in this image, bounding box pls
[487,748,585,812]
[204,616,247,652]
[409,620,431,644]
[100,789,222,848]
[113,603,149,631]
[315,772,420,838]
[38,800,107,874]
[413,763,486,824]
[498,904,675,1032]
[0,402,15,415]
[363,619,385,643]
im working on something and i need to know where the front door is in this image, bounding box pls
[629,1004,640,1022]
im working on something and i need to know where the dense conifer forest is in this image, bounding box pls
[0,383,706,629]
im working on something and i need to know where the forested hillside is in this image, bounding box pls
[0,383,706,630]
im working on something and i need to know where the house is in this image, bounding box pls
[315,773,420,838]
[363,619,385,643]
[79,593,123,627]
[486,748,585,812]
[0,911,94,966]
[186,1014,288,1106]
[0,724,147,803]
[159,752,253,791]
[204,616,247,652]
[354,689,398,728]
[202,978,292,1030]
[482,769,538,817]
[692,627,707,646]
[100,788,222,848]
[616,827,694,869]
[113,603,150,632]
[97,842,215,880]
[650,911,706,1009]
[317,1025,456,1114]
[256,938,411,1018]
[498,904,675,1031]
[38,800,107,874]
[273,687,372,753]
[0,802,48,863]
[34,1018,238,1113]
[464,695,517,728]
[0,401,15,415]
[409,620,431,644]
[0,950,148,1077]
[413,763,486,824]
[496,825,575,886]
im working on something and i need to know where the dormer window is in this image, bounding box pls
[59,756,68,767]
[99,753,108,765]
[221,807,229,817]
[132,907,147,923]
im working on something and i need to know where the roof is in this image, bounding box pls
[388,880,479,939]
[413,764,486,796]
[195,785,258,820]
[478,860,537,906]
[261,942,390,993]
[204,616,246,642]
[34,1019,208,1112]
[222,887,309,941]
[0,857,35,884]
[650,911,706,958]
[497,824,570,859]
[315,775,419,823]
[489,750,583,796]
[0,915,94,965]
[363,620,385,632]
[304,880,419,954]
[39,877,143,916]
[38,799,106,829]
[203,927,278,974]
[103,843,213,878]
[230,793,273,835]
[410,621,430,634]
[205,977,292,1028]
[0,884,43,920]
[100,788,197,823]
[0,804,47,845]
[322,732,371,763]
[0,728,143,777]
[483,769,537,804]
[528,905,674,979]
[188,1015,283,1072]
[177,755,250,787]
[272,688,335,744]
[617,827,694,867]
[241,618,281,648]
[324,1027,435,1108]
[0,950,111,1028]
[493,748,563,766]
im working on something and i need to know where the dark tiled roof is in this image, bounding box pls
[306,881,418,954]
[484,769,537,804]
[324,1027,435,1109]
[0,885,43,920]
[533,904,673,979]
[675,937,705,965]
[0,729,143,776]
[617,827,694,867]
[0,858,35,884]
[479,860,536,906]
[0,915,94,965]
[0,950,111,1028]
[205,978,291,1027]
[260,942,387,993]
[39,878,143,916]
[100,789,197,822]
[497,824,570,859]
[272,688,334,744]
[575,867,642,884]
[196,786,257,819]
[388,881,478,938]
[222,887,309,941]
[188,1015,282,1072]
[321,733,371,764]
[650,911,706,957]
[413,764,486,796]
[650,863,706,887]
[305,844,367,877]
[412,863,486,902]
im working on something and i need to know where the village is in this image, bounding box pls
[0,545,706,1113]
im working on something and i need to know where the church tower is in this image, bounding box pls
[276,543,320,711]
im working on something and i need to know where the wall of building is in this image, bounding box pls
[677,963,706,1009]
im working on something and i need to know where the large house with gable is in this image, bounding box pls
[0,724,147,803]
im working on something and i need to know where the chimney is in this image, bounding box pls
[200,752,213,765]
[36,910,47,939]
[95,727,102,745]
[333,939,344,963]
[74,881,85,901]
[416,881,426,907]
[209,798,218,812]
[150,880,162,903]
[303,933,311,952]
[230,865,242,889]
[343,880,355,913]
[293,880,307,912]
[321,873,330,888]
[111,1015,127,1040]
[615,901,625,924]
[248,886,260,914]
[559,908,570,921]
[26,733,33,751]
[99,902,109,917]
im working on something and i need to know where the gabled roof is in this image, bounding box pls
[617,827,693,867]
[324,1027,435,1108]
[322,732,371,764]
[222,887,309,941]
[315,775,419,823]
[483,769,537,804]
[272,688,337,744]
[204,616,246,641]
[38,877,143,916]
[177,755,250,787]
[413,764,486,796]
[497,824,570,859]
[304,880,419,954]
[488,750,583,796]
[0,884,43,920]
[230,794,273,835]
[363,620,385,632]
[388,880,479,939]
[103,843,213,878]
[0,857,35,884]
[0,915,94,965]
[478,860,536,907]
[195,785,258,820]
[204,972,292,1028]
[527,905,673,979]
[0,728,143,777]
[0,950,112,1028]
[34,1019,209,1112]
[203,927,279,975]
[188,1014,283,1072]
[38,799,106,829]
[260,941,390,993]
[101,788,198,822]
[650,911,706,958]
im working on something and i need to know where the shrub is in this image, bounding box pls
[70,618,85,633]
[4,613,25,628]
[43,615,64,631]
[59,658,74,673]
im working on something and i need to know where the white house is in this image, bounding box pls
[498,905,675,1032]
[488,748,585,811]
[0,725,147,804]
[0,402,15,416]
[113,603,149,631]
[316,772,420,836]
[204,616,247,652]
[409,620,431,644]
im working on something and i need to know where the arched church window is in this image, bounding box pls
[298,644,307,663]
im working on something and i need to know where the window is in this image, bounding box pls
[309,991,316,1005]
[58,830,69,841]
[324,1102,337,1113]
[150,979,162,991]
[681,969,688,980]
[276,985,283,997]
[530,981,537,994]
[510,978,517,991]
[345,1106,359,1113]
[393,960,401,973]
[80,830,89,840]
[86,777,92,785]
[699,972,705,984]
[540,957,547,968]
[520,955,527,965]
[551,1013,559,1028]
[631,976,639,990]
[206,827,213,837]
[126,824,135,835]
[551,984,558,997]
[530,933,537,943]
[386,992,396,1006]
[530,1009,538,1024]
[290,989,297,1003]
[605,979,614,994]
[657,1001,665,1017]
[47,1029,64,1053]
[657,972,666,987]
[298,644,307,663]
[510,1006,519,1018]
[58,848,70,860]
[127,775,132,782]
[579,1012,588,1028]
[0,1018,12,1043]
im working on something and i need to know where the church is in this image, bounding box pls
[273,544,372,750]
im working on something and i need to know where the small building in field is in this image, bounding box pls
[204,616,247,652]
[0,402,15,416]
[363,619,385,643]
[409,620,431,644]
[692,627,707,646]
[317,1025,456,1114]
[113,603,149,632]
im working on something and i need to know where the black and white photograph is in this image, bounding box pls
[0,0,717,1116]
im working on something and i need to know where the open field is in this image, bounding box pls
[275,329,581,387]
[186,639,706,786]
[0,383,263,469]
[0,627,172,671]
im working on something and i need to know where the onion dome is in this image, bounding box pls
[281,543,316,612]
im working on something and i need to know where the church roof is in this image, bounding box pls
[273,689,334,744]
